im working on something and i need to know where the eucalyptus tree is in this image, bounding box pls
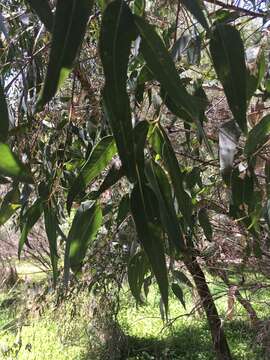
[1,1,270,359]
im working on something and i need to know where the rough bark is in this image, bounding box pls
[185,256,232,360]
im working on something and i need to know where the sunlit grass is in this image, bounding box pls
[0,270,267,359]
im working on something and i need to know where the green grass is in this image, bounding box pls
[119,285,264,359]
[0,271,268,360]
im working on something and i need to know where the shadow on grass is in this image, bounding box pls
[125,320,263,360]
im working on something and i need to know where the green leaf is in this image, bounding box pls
[130,182,168,315]
[149,125,193,227]
[36,0,94,110]
[69,201,102,273]
[44,205,58,285]
[117,194,130,227]
[211,9,240,25]
[173,270,193,288]
[18,199,43,258]
[246,48,265,101]
[198,208,213,241]
[67,136,117,212]
[210,24,247,133]
[133,0,145,16]
[97,0,110,12]
[26,0,54,32]
[135,17,211,152]
[231,169,244,207]
[179,0,209,32]
[0,143,33,183]
[100,0,138,181]
[89,165,124,201]
[172,283,186,309]
[128,251,149,303]
[134,120,149,174]
[134,15,202,121]
[145,160,185,251]
[244,115,270,156]
[0,188,20,226]
[0,83,9,142]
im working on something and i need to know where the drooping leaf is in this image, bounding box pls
[133,120,149,175]
[67,136,117,212]
[246,47,265,101]
[231,169,244,208]
[26,0,54,32]
[134,15,202,121]
[117,194,130,227]
[36,0,94,110]
[145,160,185,251]
[149,125,193,227]
[134,16,212,154]
[219,120,241,185]
[0,143,33,183]
[18,199,43,258]
[128,251,149,302]
[133,0,145,16]
[210,24,247,133]
[44,205,58,284]
[0,83,9,142]
[185,167,202,190]
[0,188,20,226]
[88,165,124,200]
[130,182,168,314]
[69,201,102,273]
[198,208,213,241]
[173,270,193,288]
[244,115,270,156]
[243,173,254,208]
[97,0,112,12]
[100,0,138,181]
[172,283,186,309]
[179,0,209,32]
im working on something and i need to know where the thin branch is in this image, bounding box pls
[203,0,266,18]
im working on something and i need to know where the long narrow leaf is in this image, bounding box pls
[130,183,168,315]
[68,201,102,272]
[0,143,33,183]
[0,83,9,142]
[18,199,43,257]
[145,160,185,251]
[134,15,202,120]
[26,0,54,32]
[44,205,58,285]
[128,251,149,303]
[245,115,270,156]
[210,24,247,133]
[100,0,138,181]
[36,0,93,110]
[180,0,209,32]
[67,136,117,212]
[0,188,20,226]
[149,125,193,227]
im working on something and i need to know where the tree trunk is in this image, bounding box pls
[219,272,259,326]
[185,256,232,360]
